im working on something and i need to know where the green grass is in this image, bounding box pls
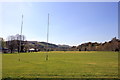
[2,51,118,78]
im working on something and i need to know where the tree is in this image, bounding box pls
[7,34,26,53]
[7,36,17,53]
[15,34,25,52]
[1,38,6,49]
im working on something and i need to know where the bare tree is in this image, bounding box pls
[7,36,16,53]
[15,34,25,52]
[7,34,26,53]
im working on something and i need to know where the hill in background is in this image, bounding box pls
[1,37,120,53]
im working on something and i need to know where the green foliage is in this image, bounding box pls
[2,51,118,78]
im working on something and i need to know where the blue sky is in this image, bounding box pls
[0,2,118,46]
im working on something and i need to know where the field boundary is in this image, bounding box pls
[1,78,120,80]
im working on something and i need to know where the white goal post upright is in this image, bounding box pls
[46,13,49,61]
[19,14,23,61]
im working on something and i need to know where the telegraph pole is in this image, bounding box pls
[46,13,49,61]
[19,14,23,61]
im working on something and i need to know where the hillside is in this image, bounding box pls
[27,41,70,51]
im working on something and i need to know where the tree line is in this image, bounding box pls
[70,37,120,51]
[1,34,120,53]
[1,34,28,53]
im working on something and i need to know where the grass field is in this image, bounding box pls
[2,51,118,78]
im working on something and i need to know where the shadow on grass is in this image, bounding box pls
[1,78,119,80]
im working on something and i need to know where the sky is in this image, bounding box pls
[0,2,118,46]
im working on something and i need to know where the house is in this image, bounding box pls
[29,48,35,52]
